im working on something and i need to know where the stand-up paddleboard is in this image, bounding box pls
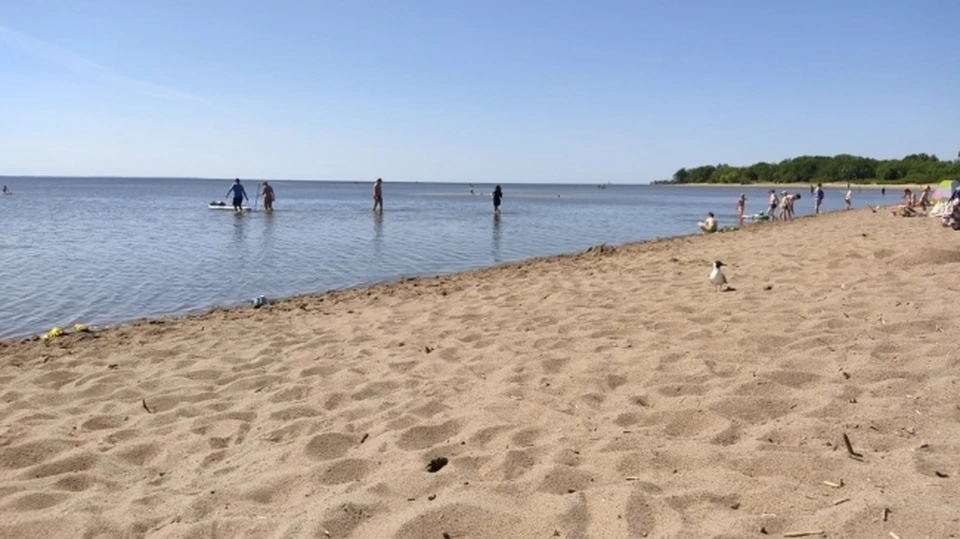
[208,202,252,211]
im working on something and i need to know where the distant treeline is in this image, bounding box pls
[663,153,960,185]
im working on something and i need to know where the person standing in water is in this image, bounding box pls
[372,178,383,212]
[844,187,852,210]
[226,178,248,213]
[736,193,746,223]
[1,185,8,194]
[814,183,824,214]
[261,182,275,212]
[492,185,503,214]
[768,190,779,221]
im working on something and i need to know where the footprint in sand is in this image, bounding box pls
[305,432,357,461]
[396,421,461,451]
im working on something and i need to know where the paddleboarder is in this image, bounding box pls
[226,178,248,213]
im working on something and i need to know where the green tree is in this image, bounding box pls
[665,153,960,185]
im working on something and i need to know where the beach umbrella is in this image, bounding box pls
[932,179,960,201]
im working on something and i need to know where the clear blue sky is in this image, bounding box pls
[1,1,957,183]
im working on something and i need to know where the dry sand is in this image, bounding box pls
[1,210,959,538]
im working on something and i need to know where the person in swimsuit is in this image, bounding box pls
[372,178,383,212]
[788,193,801,219]
[261,182,275,212]
[226,178,248,213]
[768,190,779,220]
[917,185,931,210]
[698,212,718,233]
[814,183,824,214]
[777,191,790,220]
[492,185,503,214]
[844,188,852,210]
[736,193,746,223]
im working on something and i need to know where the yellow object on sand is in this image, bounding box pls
[73,323,90,333]
[44,327,64,339]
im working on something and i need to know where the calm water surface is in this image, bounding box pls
[0,178,890,338]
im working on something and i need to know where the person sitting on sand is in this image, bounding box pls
[891,189,921,217]
[901,189,916,208]
[698,212,718,233]
[941,193,960,229]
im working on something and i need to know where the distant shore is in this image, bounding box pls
[663,181,933,191]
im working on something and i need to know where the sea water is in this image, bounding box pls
[0,178,890,338]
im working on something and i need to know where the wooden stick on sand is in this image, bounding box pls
[842,433,863,459]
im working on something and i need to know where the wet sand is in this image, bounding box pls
[1,209,958,538]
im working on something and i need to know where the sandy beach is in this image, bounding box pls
[1,209,958,538]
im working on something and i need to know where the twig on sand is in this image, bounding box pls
[842,433,863,459]
[889,533,901,539]
[832,498,850,506]
[822,480,843,488]
[783,531,824,538]
[142,399,154,414]
[882,507,890,522]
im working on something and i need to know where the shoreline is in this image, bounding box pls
[0,207,901,344]
[2,209,958,537]
[2,206,869,345]
[3,229,710,344]
[663,181,933,191]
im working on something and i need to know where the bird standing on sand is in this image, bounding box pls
[709,261,727,292]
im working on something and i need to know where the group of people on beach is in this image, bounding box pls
[221,178,505,214]
[700,183,854,233]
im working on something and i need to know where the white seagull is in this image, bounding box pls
[709,260,727,292]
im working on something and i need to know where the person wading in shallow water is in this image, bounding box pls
[372,178,383,212]
[492,185,503,214]
[226,178,248,213]
[261,182,275,212]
